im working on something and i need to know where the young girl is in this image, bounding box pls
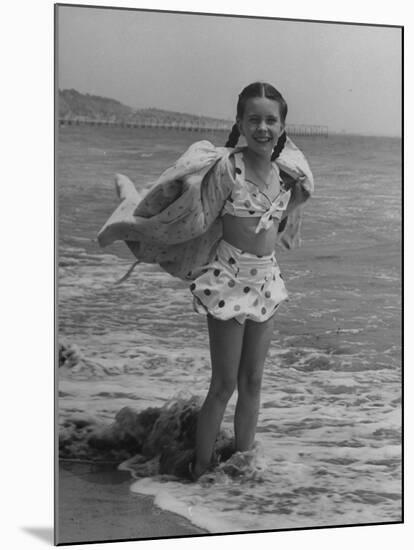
[98,81,313,481]
[189,82,310,479]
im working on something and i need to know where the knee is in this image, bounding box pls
[238,371,263,397]
[209,377,236,404]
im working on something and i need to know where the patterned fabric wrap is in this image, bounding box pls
[191,240,288,324]
[97,139,314,280]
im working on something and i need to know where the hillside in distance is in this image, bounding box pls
[58,89,231,125]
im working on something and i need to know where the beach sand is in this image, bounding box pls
[56,461,207,545]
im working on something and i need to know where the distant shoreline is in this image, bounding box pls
[57,119,400,139]
[58,116,330,136]
[58,88,329,136]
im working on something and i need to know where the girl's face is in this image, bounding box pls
[237,97,284,159]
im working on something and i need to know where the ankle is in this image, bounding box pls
[192,459,209,480]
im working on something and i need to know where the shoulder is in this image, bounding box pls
[214,146,245,179]
[183,142,243,188]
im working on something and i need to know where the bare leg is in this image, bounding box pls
[193,316,245,478]
[234,315,274,452]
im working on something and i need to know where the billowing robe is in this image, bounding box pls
[97,138,314,280]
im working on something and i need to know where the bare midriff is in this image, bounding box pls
[221,213,279,256]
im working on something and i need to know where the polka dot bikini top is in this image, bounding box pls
[222,151,292,234]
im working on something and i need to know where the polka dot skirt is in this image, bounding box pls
[190,240,288,324]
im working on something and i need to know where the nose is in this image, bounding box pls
[257,120,267,131]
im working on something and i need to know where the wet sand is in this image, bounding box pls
[56,461,206,545]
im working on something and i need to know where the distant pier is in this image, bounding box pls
[58,116,328,137]
[286,124,328,137]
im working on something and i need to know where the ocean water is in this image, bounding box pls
[57,125,402,533]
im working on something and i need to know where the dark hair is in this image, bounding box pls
[225,81,288,160]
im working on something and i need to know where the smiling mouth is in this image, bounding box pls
[254,137,272,143]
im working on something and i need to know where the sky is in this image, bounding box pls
[58,7,401,136]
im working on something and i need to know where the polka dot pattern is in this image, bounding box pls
[191,240,288,324]
[221,150,291,232]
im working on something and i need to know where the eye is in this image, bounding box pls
[267,117,278,124]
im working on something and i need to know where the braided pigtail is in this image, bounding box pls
[225,123,240,148]
[271,130,287,161]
